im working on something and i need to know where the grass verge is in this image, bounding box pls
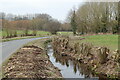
[1,36,43,42]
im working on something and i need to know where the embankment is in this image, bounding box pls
[2,39,62,79]
[52,36,120,78]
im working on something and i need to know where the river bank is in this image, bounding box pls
[1,39,62,79]
[47,44,99,78]
[52,36,120,79]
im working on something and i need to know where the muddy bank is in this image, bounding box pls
[2,39,62,79]
[52,36,120,78]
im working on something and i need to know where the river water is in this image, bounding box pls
[47,44,99,79]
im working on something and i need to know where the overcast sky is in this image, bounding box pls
[0,0,85,21]
[1,0,117,21]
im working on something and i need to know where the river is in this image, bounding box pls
[47,44,100,79]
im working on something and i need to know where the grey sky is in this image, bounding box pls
[0,0,85,21]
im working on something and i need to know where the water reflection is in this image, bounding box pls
[53,51,97,78]
[47,44,99,79]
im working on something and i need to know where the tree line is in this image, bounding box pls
[1,13,70,38]
[69,2,119,35]
[1,2,119,38]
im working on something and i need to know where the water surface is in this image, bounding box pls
[47,44,99,79]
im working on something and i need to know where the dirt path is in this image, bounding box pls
[2,39,62,79]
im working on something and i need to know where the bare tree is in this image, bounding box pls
[67,2,118,34]
[44,19,61,34]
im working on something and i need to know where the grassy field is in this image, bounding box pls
[0,30,51,42]
[1,31,73,37]
[0,30,118,51]
[0,30,50,37]
[80,35,118,51]
[57,31,73,35]
[0,30,73,37]
[0,31,73,42]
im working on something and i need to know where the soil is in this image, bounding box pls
[2,44,62,79]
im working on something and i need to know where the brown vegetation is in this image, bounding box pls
[2,45,62,78]
[52,36,120,78]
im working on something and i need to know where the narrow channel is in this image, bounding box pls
[47,44,99,79]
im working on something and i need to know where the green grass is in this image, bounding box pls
[1,30,73,37]
[57,31,73,35]
[0,30,50,37]
[80,35,118,51]
[37,31,50,35]
[2,36,42,42]
[0,30,50,42]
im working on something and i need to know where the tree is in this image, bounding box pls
[67,2,118,34]
[118,1,120,34]
[60,22,71,31]
[71,10,77,35]
[44,19,61,34]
